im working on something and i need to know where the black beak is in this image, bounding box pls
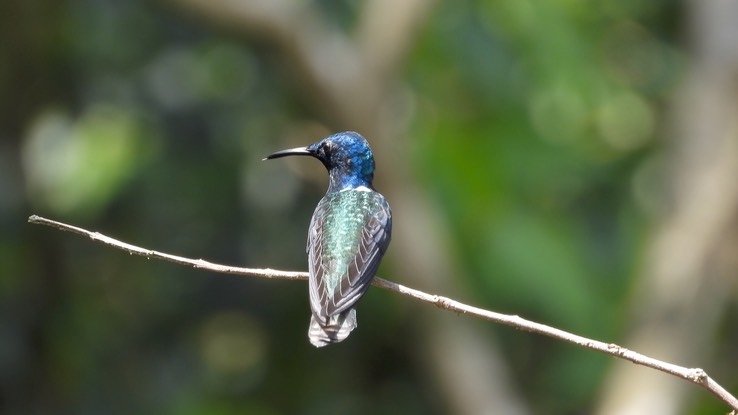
[263,146,314,161]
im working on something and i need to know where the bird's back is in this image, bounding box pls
[307,188,391,346]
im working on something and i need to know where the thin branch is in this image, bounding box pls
[28,214,738,412]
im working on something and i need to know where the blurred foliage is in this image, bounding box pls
[1,0,727,414]
[406,2,674,411]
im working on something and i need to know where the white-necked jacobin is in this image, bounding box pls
[265,131,392,347]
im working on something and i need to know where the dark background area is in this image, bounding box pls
[2,0,738,414]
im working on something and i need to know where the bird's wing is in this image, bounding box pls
[307,192,392,322]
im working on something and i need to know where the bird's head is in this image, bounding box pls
[265,131,376,192]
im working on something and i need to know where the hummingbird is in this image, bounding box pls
[265,131,392,347]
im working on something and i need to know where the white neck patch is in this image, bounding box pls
[340,185,372,192]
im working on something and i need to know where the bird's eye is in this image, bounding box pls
[321,141,333,158]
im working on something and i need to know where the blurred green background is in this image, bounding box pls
[3,0,738,414]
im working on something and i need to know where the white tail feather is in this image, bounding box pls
[308,309,358,347]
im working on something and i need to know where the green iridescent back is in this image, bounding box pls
[307,188,392,320]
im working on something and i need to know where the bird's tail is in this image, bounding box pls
[308,309,357,347]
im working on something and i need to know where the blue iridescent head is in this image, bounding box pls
[265,131,376,192]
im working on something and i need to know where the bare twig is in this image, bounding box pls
[28,214,738,412]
